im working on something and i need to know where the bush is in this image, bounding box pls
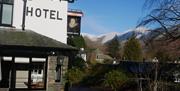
[72,57,86,69]
[65,68,84,87]
[103,70,128,91]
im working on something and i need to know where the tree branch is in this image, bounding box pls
[149,15,176,39]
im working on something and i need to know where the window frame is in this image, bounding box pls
[0,0,14,27]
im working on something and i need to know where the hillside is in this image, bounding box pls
[83,27,149,44]
[83,26,180,61]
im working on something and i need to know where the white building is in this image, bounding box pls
[0,0,76,91]
[1,0,71,43]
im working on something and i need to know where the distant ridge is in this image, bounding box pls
[82,27,149,44]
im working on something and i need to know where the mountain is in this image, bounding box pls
[82,33,99,42]
[82,32,121,44]
[118,27,149,41]
[83,26,180,61]
[83,27,149,44]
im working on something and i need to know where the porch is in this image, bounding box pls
[0,28,77,91]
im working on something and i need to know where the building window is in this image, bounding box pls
[30,58,46,89]
[0,0,13,26]
[14,57,46,89]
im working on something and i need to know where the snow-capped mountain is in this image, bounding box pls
[83,27,149,44]
[82,32,120,44]
[82,33,99,42]
[118,27,149,41]
[99,32,121,43]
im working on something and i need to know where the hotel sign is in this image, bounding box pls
[13,0,68,43]
[26,7,63,20]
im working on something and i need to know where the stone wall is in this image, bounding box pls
[47,56,56,91]
[47,56,68,91]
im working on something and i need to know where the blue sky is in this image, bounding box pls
[69,0,150,35]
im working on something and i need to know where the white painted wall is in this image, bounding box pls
[13,0,68,43]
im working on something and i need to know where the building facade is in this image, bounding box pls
[1,0,70,43]
[0,0,76,91]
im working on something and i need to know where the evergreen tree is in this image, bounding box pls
[67,35,86,48]
[106,35,121,59]
[123,36,143,61]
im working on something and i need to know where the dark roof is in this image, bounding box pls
[0,28,77,50]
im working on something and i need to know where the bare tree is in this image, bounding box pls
[138,1,180,91]
[138,0,180,42]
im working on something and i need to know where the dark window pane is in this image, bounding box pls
[38,70,41,74]
[2,4,12,25]
[34,70,37,72]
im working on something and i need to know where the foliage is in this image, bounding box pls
[65,63,180,91]
[80,64,112,86]
[143,39,180,62]
[154,50,172,62]
[72,56,86,69]
[103,70,128,91]
[65,68,84,86]
[106,35,121,59]
[123,36,143,61]
[89,60,98,65]
[67,35,86,48]
[85,48,97,64]
[103,59,113,64]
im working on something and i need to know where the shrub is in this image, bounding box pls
[103,70,128,91]
[65,68,84,87]
[72,57,86,69]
